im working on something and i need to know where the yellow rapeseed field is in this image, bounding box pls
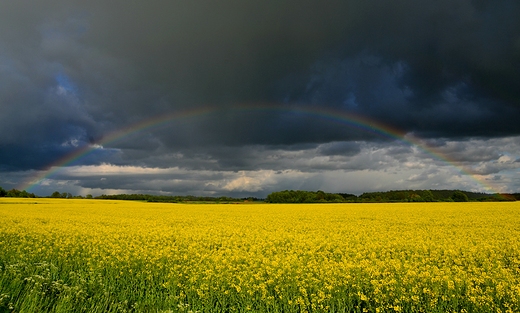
[0,198,519,312]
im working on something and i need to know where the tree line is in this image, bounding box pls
[0,187,36,198]
[0,187,258,203]
[1,186,518,203]
[94,193,259,203]
[265,189,519,203]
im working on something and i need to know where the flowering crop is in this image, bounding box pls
[0,198,519,312]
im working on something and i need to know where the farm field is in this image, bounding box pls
[0,199,519,313]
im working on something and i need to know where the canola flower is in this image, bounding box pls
[0,198,519,312]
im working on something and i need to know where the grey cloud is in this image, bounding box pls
[472,159,519,175]
[317,142,361,156]
[111,141,411,174]
[406,169,440,183]
[422,138,509,163]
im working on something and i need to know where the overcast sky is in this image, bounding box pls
[1,0,519,197]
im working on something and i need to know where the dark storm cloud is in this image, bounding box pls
[1,0,520,187]
[107,141,405,174]
[425,139,504,163]
[67,170,228,193]
[317,142,361,156]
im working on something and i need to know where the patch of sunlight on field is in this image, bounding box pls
[1,198,519,312]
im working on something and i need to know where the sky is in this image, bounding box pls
[1,0,520,198]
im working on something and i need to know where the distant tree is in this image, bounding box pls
[4,189,34,198]
[19,190,32,198]
[266,190,350,203]
[0,186,6,197]
[86,194,93,199]
[316,190,326,201]
[451,191,469,202]
[420,190,435,202]
[51,191,62,198]
[409,193,422,201]
[337,193,357,201]
[6,189,21,197]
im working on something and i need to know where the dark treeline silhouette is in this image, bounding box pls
[265,190,355,203]
[359,189,518,202]
[94,194,260,203]
[0,187,36,198]
[0,187,257,202]
[266,189,519,203]
[0,185,518,203]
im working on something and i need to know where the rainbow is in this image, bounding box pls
[19,103,502,195]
